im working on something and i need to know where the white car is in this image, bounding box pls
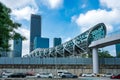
[60,72,78,78]
[82,73,96,77]
[2,71,13,78]
[36,72,53,78]
[104,73,113,77]
[57,70,68,76]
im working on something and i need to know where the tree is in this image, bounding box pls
[88,49,113,58]
[98,49,113,58]
[0,2,26,52]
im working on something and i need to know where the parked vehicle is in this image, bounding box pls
[104,73,113,77]
[96,73,105,77]
[60,72,78,78]
[25,72,35,76]
[8,73,26,78]
[57,70,68,76]
[2,71,13,78]
[111,74,120,79]
[36,72,53,78]
[82,73,96,77]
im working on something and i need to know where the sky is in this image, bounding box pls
[0,0,120,56]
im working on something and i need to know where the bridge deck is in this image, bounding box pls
[89,34,120,48]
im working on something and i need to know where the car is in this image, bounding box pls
[57,70,68,76]
[60,72,78,78]
[8,73,26,78]
[82,73,96,77]
[96,73,105,77]
[25,72,35,76]
[36,72,53,78]
[2,71,13,78]
[104,73,113,77]
[111,74,120,79]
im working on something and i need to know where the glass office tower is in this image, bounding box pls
[53,38,62,47]
[116,44,120,57]
[30,14,41,52]
[13,38,22,57]
[34,37,49,49]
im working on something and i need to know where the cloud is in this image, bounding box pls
[71,0,120,33]
[71,15,77,22]
[73,9,120,33]
[81,4,86,9]
[15,27,30,56]
[100,0,120,9]
[72,0,120,38]
[63,37,71,43]
[0,0,37,9]
[0,0,38,21]
[41,0,63,9]
[11,6,38,21]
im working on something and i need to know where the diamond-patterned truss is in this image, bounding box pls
[25,23,106,58]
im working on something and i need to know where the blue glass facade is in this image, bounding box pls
[53,38,62,47]
[34,37,49,49]
[13,38,22,57]
[116,44,120,57]
[30,14,41,52]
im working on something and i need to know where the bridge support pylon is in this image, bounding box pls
[92,48,99,74]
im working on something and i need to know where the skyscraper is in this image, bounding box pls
[34,36,49,49]
[53,38,62,47]
[115,44,120,57]
[30,14,41,52]
[13,38,22,57]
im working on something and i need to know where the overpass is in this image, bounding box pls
[89,34,120,48]
[89,32,120,74]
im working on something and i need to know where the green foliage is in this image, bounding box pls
[0,2,26,52]
[88,49,113,58]
[98,49,113,58]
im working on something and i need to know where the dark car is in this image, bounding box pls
[111,74,120,79]
[60,72,78,78]
[8,73,26,78]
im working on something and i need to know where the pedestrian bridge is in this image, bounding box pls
[89,33,120,48]
[25,23,106,58]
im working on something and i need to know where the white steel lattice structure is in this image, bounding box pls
[26,23,106,58]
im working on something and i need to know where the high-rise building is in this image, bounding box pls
[30,14,41,52]
[13,38,22,57]
[53,38,62,47]
[115,44,120,57]
[34,37,49,49]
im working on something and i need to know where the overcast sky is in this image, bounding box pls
[0,0,120,56]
